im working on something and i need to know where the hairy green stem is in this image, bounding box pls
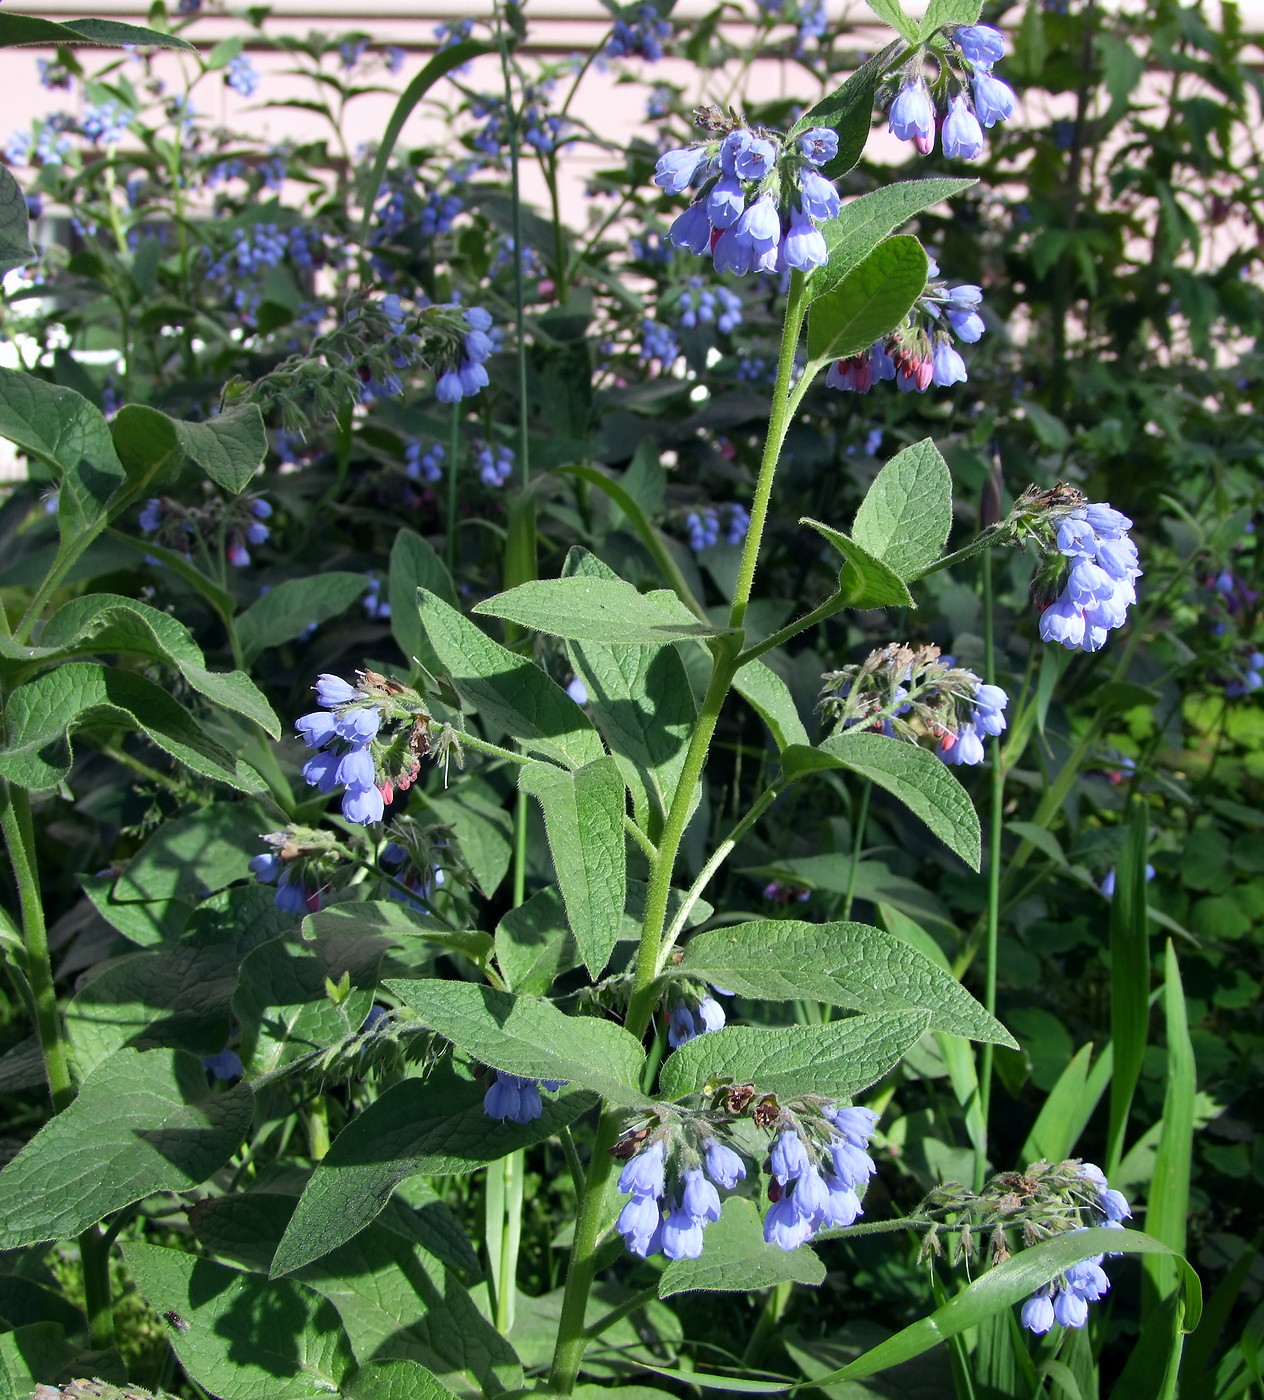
[79,1224,116,1350]
[0,784,73,1113]
[841,780,872,922]
[549,268,812,1397]
[737,590,848,669]
[975,551,1003,1191]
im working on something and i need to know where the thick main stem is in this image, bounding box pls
[0,783,73,1113]
[549,266,812,1398]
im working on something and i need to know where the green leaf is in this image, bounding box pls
[112,801,271,904]
[193,1195,519,1400]
[234,934,394,1076]
[518,757,627,977]
[0,15,194,48]
[111,402,267,494]
[799,519,914,608]
[272,1066,598,1275]
[732,661,810,751]
[123,1242,355,1400]
[563,548,695,837]
[679,920,1013,1045]
[475,576,719,644]
[495,888,575,995]
[0,1048,252,1246]
[417,587,605,770]
[14,592,279,735]
[389,528,456,676]
[659,1197,825,1297]
[1107,799,1150,1174]
[422,787,514,899]
[0,662,266,794]
[236,573,370,663]
[657,1010,929,1102]
[0,369,124,542]
[301,901,493,966]
[385,979,650,1108]
[1019,1042,1109,1164]
[789,42,908,176]
[851,440,953,581]
[807,179,976,303]
[919,0,983,41]
[0,167,35,276]
[107,528,237,619]
[1143,943,1196,1306]
[345,1361,470,1400]
[802,732,982,869]
[806,236,928,366]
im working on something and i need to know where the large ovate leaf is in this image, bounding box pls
[679,921,1013,1046]
[919,0,984,41]
[788,41,907,176]
[192,1195,519,1400]
[475,576,718,644]
[0,1048,252,1247]
[420,786,513,899]
[659,1197,824,1298]
[806,236,928,366]
[563,548,695,835]
[0,369,123,542]
[850,439,954,582]
[0,662,266,794]
[495,888,576,995]
[236,573,371,663]
[518,757,627,977]
[780,732,982,869]
[110,401,266,495]
[344,1361,468,1400]
[657,1010,929,1102]
[6,592,279,735]
[799,519,914,608]
[235,934,394,1077]
[807,179,976,302]
[272,1067,597,1275]
[123,1242,355,1400]
[416,587,605,770]
[385,979,650,1108]
[112,802,271,904]
[0,167,35,276]
[302,901,493,966]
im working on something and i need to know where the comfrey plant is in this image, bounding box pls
[0,4,1201,1400]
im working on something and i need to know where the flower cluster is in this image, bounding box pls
[640,317,680,367]
[615,1137,741,1260]
[405,439,445,484]
[1225,650,1264,697]
[1020,1164,1132,1333]
[685,504,751,551]
[888,25,1016,160]
[248,826,348,914]
[827,270,984,395]
[819,643,1007,768]
[294,670,432,826]
[226,55,260,97]
[763,1105,878,1248]
[362,574,391,621]
[656,120,843,275]
[477,442,515,487]
[138,494,272,569]
[1037,503,1141,652]
[666,991,726,1048]
[483,1072,566,1123]
[606,5,671,61]
[435,306,495,403]
[679,279,742,332]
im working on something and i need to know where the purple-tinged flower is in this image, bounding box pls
[784,207,828,270]
[942,97,984,160]
[704,1141,746,1189]
[336,745,377,791]
[1053,1289,1090,1328]
[654,145,705,194]
[770,1129,811,1184]
[932,339,968,386]
[669,201,713,254]
[707,175,746,229]
[139,499,163,532]
[952,24,1006,64]
[302,750,341,793]
[797,127,838,164]
[483,1071,544,1123]
[889,81,934,144]
[819,1176,863,1228]
[226,55,259,97]
[764,1195,814,1250]
[343,784,385,825]
[617,1193,663,1255]
[734,135,777,181]
[619,1139,667,1198]
[296,711,339,748]
[972,69,1016,127]
[797,167,841,221]
[1021,1289,1056,1334]
[249,853,281,883]
[682,1168,723,1223]
[336,706,382,743]
[316,674,359,707]
[662,1209,706,1259]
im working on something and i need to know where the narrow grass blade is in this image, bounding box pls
[1106,797,1151,1175]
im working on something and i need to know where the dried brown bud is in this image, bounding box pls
[725,1083,757,1115]
[752,1094,780,1128]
